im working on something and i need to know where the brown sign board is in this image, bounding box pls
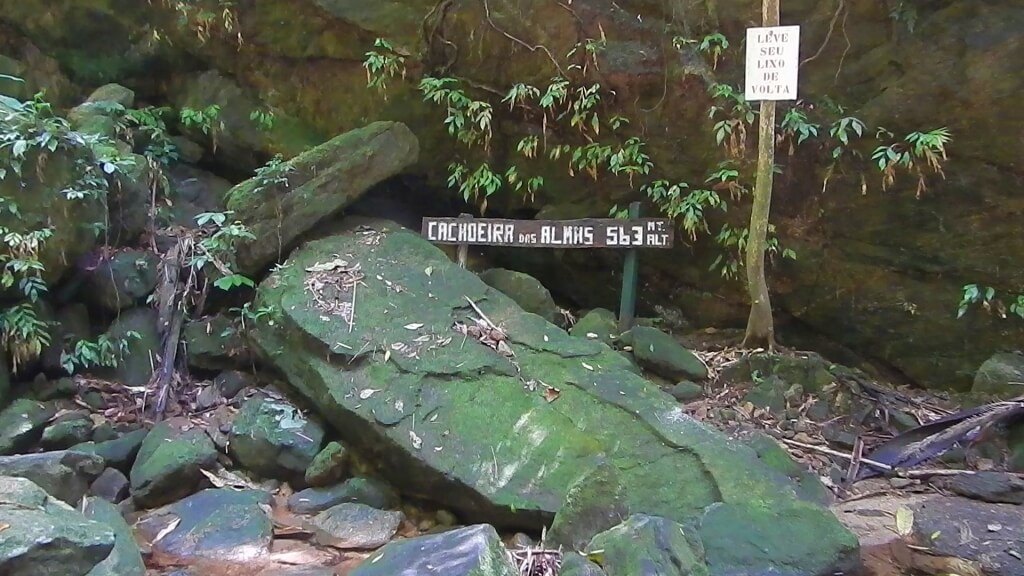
[422,217,673,249]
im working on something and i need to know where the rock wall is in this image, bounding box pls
[2,0,1022,389]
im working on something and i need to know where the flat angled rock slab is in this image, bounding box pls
[0,476,115,576]
[250,219,859,575]
[912,496,1024,576]
[135,488,274,563]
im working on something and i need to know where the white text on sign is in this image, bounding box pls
[744,25,800,102]
[421,218,674,249]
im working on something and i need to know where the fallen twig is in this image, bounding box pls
[464,295,502,334]
[780,438,986,480]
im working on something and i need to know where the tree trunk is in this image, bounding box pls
[742,0,780,351]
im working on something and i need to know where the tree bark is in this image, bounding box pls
[742,0,780,351]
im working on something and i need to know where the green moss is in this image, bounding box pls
[247,219,860,573]
[129,420,218,507]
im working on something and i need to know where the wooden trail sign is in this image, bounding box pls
[421,203,674,332]
[421,216,673,249]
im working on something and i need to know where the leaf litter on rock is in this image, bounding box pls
[676,343,970,501]
[304,258,364,331]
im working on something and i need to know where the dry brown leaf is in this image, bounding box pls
[543,387,561,403]
[0,523,9,533]
[153,516,181,543]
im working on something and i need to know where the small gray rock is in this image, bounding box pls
[289,477,399,514]
[310,503,404,549]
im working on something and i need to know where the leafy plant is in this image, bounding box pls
[363,38,407,97]
[249,108,275,131]
[59,332,139,374]
[158,0,241,45]
[179,104,222,150]
[871,127,951,196]
[0,86,133,373]
[192,211,256,291]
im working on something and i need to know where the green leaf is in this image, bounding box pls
[895,506,914,537]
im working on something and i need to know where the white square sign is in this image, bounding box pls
[744,25,800,101]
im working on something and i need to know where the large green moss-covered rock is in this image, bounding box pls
[226,121,419,274]
[0,450,105,505]
[249,218,858,575]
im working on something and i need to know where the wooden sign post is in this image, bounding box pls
[422,206,673,332]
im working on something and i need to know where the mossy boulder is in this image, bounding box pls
[40,412,94,450]
[586,514,705,576]
[626,326,708,381]
[248,218,859,575]
[82,496,146,576]
[972,351,1024,399]
[84,249,161,313]
[101,307,161,388]
[226,120,419,275]
[0,450,105,505]
[0,138,105,286]
[167,70,326,173]
[129,417,218,508]
[304,441,348,487]
[182,314,251,371]
[478,268,560,324]
[570,308,619,345]
[228,396,325,480]
[71,427,149,473]
[547,461,629,552]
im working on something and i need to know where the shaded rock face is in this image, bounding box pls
[973,352,1024,399]
[250,218,858,575]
